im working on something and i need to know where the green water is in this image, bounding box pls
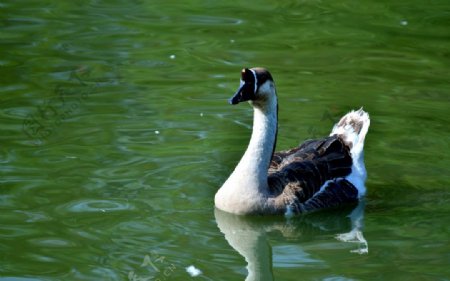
[1,1,449,280]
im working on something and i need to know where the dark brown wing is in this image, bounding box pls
[292,178,358,213]
[268,135,357,213]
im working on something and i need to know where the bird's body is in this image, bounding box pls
[215,67,370,215]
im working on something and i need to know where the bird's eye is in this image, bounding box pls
[241,68,254,84]
[241,69,247,80]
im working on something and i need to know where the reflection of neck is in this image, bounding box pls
[215,210,274,281]
[242,234,273,281]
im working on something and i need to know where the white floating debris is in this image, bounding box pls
[230,39,235,43]
[200,113,204,117]
[186,265,202,277]
[400,20,408,26]
[169,54,176,59]
[154,130,160,135]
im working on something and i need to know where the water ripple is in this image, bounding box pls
[186,15,243,25]
[57,199,135,214]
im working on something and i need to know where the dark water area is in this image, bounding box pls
[1,1,449,280]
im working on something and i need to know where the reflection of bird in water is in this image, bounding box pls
[215,201,368,281]
[336,201,368,254]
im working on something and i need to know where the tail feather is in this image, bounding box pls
[330,108,370,198]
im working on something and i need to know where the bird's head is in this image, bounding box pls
[228,67,275,108]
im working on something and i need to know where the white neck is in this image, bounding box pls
[237,101,278,187]
[215,91,278,214]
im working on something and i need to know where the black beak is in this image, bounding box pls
[228,83,252,105]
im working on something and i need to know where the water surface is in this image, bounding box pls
[1,1,449,280]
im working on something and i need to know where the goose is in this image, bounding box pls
[215,67,370,215]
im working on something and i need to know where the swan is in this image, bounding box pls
[215,67,370,215]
